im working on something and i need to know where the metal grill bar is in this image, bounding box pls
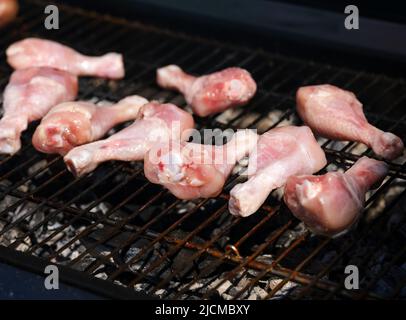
[21,169,142,253]
[170,207,281,299]
[294,186,406,299]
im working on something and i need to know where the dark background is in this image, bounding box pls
[61,0,406,75]
[283,1,406,24]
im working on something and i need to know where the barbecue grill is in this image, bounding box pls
[0,0,405,300]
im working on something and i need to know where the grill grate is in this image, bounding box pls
[0,0,405,300]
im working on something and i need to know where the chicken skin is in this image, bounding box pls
[64,102,194,177]
[156,65,256,117]
[297,84,404,160]
[32,95,148,155]
[0,67,78,154]
[7,38,125,79]
[284,156,388,236]
[0,0,18,28]
[229,126,327,217]
[144,129,258,199]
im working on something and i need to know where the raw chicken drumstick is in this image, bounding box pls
[229,126,327,217]
[7,38,125,79]
[64,102,194,177]
[284,156,388,237]
[0,67,78,154]
[156,65,256,117]
[144,129,258,199]
[297,84,404,160]
[0,0,18,28]
[32,95,148,155]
